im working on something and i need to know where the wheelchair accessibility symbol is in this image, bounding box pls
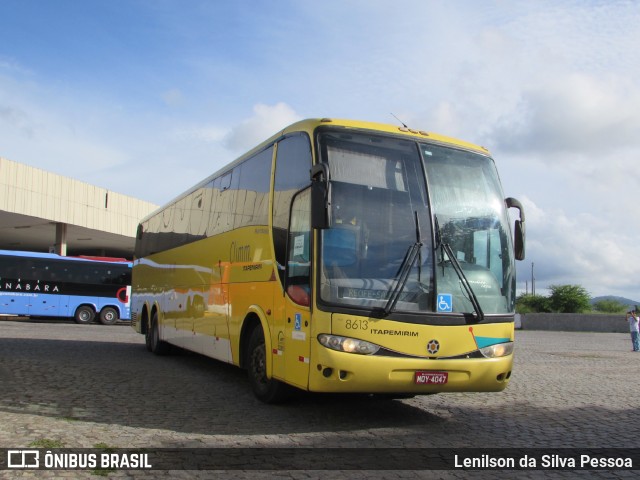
[437,294,453,312]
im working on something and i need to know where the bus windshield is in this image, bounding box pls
[318,131,433,314]
[318,131,515,317]
[424,143,515,315]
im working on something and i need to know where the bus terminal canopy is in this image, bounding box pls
[0,157,157,258]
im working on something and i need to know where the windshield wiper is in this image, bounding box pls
[441,243,484,321]
[383,212,422,316]
[383,242,421,316]
[435,216,484,321]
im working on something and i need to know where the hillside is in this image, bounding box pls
[591,295,640,308]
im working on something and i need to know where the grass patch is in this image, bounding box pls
[59,416,80,422]
[93,442,116,452]
[91,442,117,477]
[28,438,65,448]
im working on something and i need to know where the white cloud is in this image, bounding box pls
[490,73,640,157]
[0,100,129,178]
[161,88,185,107]
[516,196,639,298]
[0,55,32,75]
[170,124,228,143]
[223,102,301,152]
[0,104,36,138]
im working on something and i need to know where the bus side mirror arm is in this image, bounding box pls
[505,197,525,261]
[311,164,331,229]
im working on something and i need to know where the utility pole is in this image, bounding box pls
[531,262,535,296]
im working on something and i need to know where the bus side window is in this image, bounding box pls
[286,188,311,306]
[273,133,313,286]
[234,147,272,229]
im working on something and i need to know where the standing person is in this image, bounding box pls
[627,307,640,352]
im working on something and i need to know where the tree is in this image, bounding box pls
[592,299,628,314]
[516,294,551,313]
[548,284,591,313]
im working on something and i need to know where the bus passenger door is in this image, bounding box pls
[271,134,314,389]
[281,189,312,389]
[282,292,311,388]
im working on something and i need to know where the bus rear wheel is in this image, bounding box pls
[99,307,119,325]
[247,326,291,403]
[144,318,153,352]
[149,312,171,355]
[74,305,95,324]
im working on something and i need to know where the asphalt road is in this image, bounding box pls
[0,318,638,479]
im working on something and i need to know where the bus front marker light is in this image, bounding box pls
[479,342,514,358]
[318,334,380,355]
[342,338,358,353]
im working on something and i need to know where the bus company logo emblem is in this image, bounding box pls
[427,339,440,354]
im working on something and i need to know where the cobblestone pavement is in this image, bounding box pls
[0,318,638,479]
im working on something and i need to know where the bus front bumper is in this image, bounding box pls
[308,347,513,394]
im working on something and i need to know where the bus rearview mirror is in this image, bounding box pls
[310,163,331,229]
[506,197,525,261]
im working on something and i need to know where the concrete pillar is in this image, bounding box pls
[54,222,67,256]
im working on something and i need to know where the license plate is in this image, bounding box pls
[414,371,448,385]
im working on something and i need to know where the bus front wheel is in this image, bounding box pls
[74,306,95,324]
[99,307,119,325]
[247,326,291,403]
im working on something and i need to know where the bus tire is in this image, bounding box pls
[247,326,291,403]
[150,312,171,355]
[144,317,153,352]
[99,307,119,325]
[74,305,96,324]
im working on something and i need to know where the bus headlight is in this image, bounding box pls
[318,334,380,355]
[479,341,514,358]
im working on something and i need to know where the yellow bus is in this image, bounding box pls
[131,118,525,402]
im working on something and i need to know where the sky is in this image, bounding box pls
[1,0,639,300]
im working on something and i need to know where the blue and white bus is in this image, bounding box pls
[0,250,131,324]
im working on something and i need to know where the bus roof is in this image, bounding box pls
[141,118,491,223]
[0,249,131,266]
[281,118,489,155]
